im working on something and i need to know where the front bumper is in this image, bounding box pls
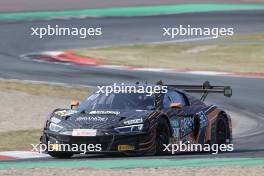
[41,130,155,154]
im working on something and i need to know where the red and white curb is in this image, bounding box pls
[0,151,49,161]
[21,51,264,79]
[40,51,102,65]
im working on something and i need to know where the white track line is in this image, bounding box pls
[0,151,49,159]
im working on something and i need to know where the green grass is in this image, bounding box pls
[224,33,264,40]
[76,35,264,74]
[0,129,42,151]
[0,80,93,100]
[0,80,94,151]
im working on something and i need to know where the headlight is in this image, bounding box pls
[50,117,61,124]
[49,122,63,132]
[115,124,143,133]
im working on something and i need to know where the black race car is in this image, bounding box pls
[40,81,232,158]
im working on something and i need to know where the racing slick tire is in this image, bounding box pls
[48,152,73,159]
[215,114,230,145]
[155,118,170,155]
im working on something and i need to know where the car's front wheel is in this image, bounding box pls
[155,118,170,155]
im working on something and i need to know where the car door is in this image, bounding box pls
[164,90,209,145]
[163,90,194,141]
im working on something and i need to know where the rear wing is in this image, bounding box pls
[161,81,232,101]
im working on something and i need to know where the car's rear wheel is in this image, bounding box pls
[155,118,170,155]
[215,115,229,145]
[48,152,73,159]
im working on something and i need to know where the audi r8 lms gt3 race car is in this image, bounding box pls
[40,81,233,158]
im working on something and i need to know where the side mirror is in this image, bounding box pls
[170,102,182,109]
[71,100,80,109]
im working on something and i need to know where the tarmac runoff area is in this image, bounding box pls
[0,158,264,175]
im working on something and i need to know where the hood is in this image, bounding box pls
[51,109,153,130]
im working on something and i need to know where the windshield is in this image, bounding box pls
[78,92,155,111]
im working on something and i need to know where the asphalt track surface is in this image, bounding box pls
[0,10,264,161]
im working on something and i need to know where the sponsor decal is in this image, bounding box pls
[72,129,97,136]
[179,117,194,138]
[89,110,120,115]
[118,145,135,151]
[172,127,180,138]
[197,111,208,128]
[76,116,108,122]
[123,118,143,125]
[170,117,180,138]
[49,144,60,151]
